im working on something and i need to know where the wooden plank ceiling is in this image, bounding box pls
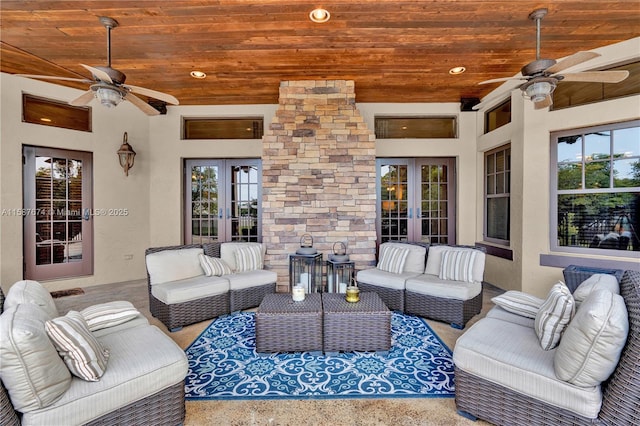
[1,1,639,106]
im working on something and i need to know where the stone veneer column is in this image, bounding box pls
[262,80,377,291]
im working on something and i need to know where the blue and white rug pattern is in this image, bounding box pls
[184,311,454,400]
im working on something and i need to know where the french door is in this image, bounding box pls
[377,158,456,244]
[185,159,261,243]
[23,146,93,280]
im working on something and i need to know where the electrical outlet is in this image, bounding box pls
[124,254,133,260]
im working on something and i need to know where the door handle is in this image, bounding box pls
[218,209,223,219]
[417,208,421,218]
[226,208,231,219]
[408,208,413,219]
[83,208,91,221]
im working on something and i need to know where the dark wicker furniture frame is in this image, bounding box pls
[322,292,391,353]
[405,289,482,329]
[255,293,323,353]
[455,269,640,425]
[356,282,405,312]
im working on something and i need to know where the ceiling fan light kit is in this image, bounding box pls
[523,79,556,103]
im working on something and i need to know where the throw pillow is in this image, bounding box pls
[0,303,72,412]
[573,273,619,308]
[80,301,140,332]
[438,249,477,283]
[45,311,110,382]
[554,289,628,387]
[491,291,545,319]
[198,253,233,276]
[377,245,410,274]
[534,281,575,351]
[234,244,263,272]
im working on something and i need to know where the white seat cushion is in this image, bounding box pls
[485,306,535,328]
[356,268,421,290]
[21,325,188,426]
[145,248,204,285]
[454,317,602,419]
[226,269,277,290]
[151,275,229,304]
[405,274,482,301]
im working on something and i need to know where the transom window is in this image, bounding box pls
[551,120,640,254]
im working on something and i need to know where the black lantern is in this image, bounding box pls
[289,253,323,293]
[326,260,355,293]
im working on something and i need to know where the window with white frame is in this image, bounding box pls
[485,145,511,244]
[551,120,640,254]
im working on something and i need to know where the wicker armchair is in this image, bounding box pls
[455,269,640,425]
[145,243,230,331]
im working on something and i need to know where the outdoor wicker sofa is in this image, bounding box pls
[356,242,486,328]
[454,269,640,425]
[0,281,187,426]
[145,241,276,331]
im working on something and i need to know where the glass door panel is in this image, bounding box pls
[419,161,453,244]
[188,163,221,244]
[230,163,260,242]
[379,163,410,242]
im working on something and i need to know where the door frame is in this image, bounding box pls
[23,145,94,280]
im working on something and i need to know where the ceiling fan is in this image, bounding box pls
[475,8,629,110]
[17,16,179,116]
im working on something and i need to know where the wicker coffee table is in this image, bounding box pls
[255,293,323,353]
[322,292,391,353]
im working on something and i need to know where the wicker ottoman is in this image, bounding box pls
[322,292,391,353]
[255,293,323,353]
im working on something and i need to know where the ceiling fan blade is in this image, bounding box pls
[16,74,92,83]
[545,51,600,74]
[124,92,161,116]
[123,84,179,105]
[69,90,96,106]
[80,64,113,84]
[534,95,553,110]
[558,70,630,83]
[478,76,528,85]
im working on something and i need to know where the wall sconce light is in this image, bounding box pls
[117,132,136,176]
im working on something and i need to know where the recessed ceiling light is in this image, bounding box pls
[190,70,207,79]
[309,8,330,23]
[449,66,466,75]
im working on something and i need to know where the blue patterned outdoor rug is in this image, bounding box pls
[184,311,454,400]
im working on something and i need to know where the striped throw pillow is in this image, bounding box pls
[45,311,110,381]
[199,254,233,276]
[80,301,140,331]
[535,282,575,351]
[491,291,544,319]
[377,245,410,274]
[234,245,263,272]
[438,249,477,283]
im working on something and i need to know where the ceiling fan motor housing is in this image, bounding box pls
[94,66,126,84]
[521,59,557,77]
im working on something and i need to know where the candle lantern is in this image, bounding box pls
[326,259,355,293]
[289,252,323,294]
[326,242,354,293]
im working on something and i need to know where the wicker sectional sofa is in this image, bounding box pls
[356,242,486,328]
[145,241,276,331]
[454,269,639,425]
[0,280,188,426]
